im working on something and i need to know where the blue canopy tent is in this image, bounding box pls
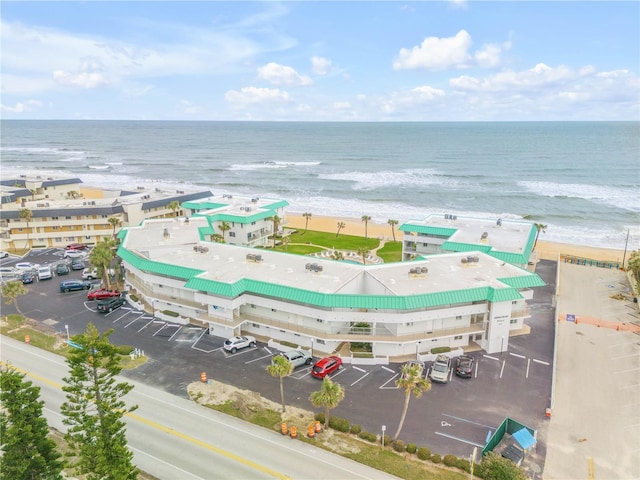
[513,427,537,451]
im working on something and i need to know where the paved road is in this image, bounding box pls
[1,248,558,468]
[1,336,401,480]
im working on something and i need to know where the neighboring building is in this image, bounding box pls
[119,216,545,357]
[400,214,537,268]
[183,194,289,247]
[0,175,212,251]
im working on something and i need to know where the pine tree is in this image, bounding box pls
[61,323,139,480]
[0,366,65,479]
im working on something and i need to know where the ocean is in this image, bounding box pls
[1,120,638,250]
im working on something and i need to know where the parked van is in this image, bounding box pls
[0,267,21,281]
[37,265,53,280]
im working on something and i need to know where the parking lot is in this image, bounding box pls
[1,249,556,464]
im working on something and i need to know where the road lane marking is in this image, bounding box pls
[3,362,291,480]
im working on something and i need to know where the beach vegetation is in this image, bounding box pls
[88,237,118,290]
[376,240,402,263]
[61,323,139,480]
[356,246,370,264]
[387,219,399,242]
[627,251,640,293]
[267,215,282,247]
[1,366,65,480]
[285,229,379,251]
[475,452,527,480]
[394,362,432,440]
[167,200,180,217]
[309,377,345,429]
[336,221,346,238]
[266,354,294,412]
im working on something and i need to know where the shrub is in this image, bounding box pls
[431,346,451,354]
[443,454,458,467]
[455,458,471,473]
[417,447,431,461]
[116,344,134,355]
[380,434,391,446]
[358,431,377,443]
[328,416,350,433]
[350,424,362,435]
[391,439,405,452]
[431,453,442,464]
[162,310,179,317]
[314,413,325,424]
[280,340,298,349]
[406,443,417,454]
[129,293,139,302]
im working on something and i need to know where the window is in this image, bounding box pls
[454,335,463,340]
[316,318,323,323]
[456,315,462,320]
[51,216,59,220]
[316,339,325,345]
[52,226,58,231]
[251,323,260,328]
[65,216,72,220]
[510,319,518,324]
[271,308,276,312]
[406,322,414,326]
[229,232,236,237]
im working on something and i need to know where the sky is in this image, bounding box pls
[1,1,639,121]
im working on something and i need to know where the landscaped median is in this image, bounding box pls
[188,379,476,480]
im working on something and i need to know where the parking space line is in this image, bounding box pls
[223,347,258,358]
[138,319,162,333]
[474,361,479,379]
[292,370,311,380]
[245,353,273,364]
[499,360,505,378]
[350,372,370,387]
[434,431,485,447]
[328,368,346,379]
[526,358,531,378]
[379,373,399,390]
[483,355,499,361]
[381,366,395,373]
[125,314,146,328]
[509,352,526,359]
[442,414,494,429]
[168,326,182,341]
[263,346,272,354]
[532,359,550,365]
[352,366,366,373]
[153,323,171,336]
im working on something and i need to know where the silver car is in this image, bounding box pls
[274,349,313,368]
[429,354,451,383]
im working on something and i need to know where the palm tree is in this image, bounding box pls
[533,223,548,250]
[68,190,79,199]
[336,222,346,238]
[211,233,225,243]
[361,215,371,239]
[267,215,282,247]
[88,237,117,290]
[302,212,312,234]
[19,208,33,250]
[356,246,370,265]
[282,236,290,252]
[266,355,294,413]
[107,217,121,239]
[168,200,180,217]
[29,189,36,201]
[219,221,231,242]
[1,280,28,318]
[309,376,345,429]
[393,362,431,440]
[387,219,399,242]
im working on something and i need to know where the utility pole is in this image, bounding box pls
[622,229,630,269]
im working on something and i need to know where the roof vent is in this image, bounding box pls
[246,253,263,263]
[481,232,488,241]
[306,262,323,272]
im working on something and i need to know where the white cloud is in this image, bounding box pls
[0,99,43,113]
[225,86,291,106]
[178,100,204,114]
[53,70,110,89]
[450,63,578,92]
[311,56,331,75]
[257,62,313,86]
[393,30,510,71]
[393,30,473,70]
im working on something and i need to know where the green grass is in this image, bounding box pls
[285,229,380,250]
[376,241,403,263]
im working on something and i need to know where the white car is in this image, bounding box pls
[274,349,313,368]
[0,251,9,259]
[15,262,41,272]
[223,335,256,353]
[36,265,53,280]
[64,250,87,259]
[82,268,99,280]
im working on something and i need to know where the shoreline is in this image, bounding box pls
[284,213,627,263]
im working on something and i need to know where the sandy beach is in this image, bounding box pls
[285,213,628,263]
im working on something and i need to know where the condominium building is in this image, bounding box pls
[120,215,545,357]
[400,214,537,268]
[0,175,212,251]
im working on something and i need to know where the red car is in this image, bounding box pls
[87,289,121,301]
[66,243,88,251]
[311,356,343,379]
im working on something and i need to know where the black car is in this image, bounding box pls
[455,355,475,379]
[56,263,70,275]
[96,295,126,313]
[22,272,35,284]
[60,280,92,293]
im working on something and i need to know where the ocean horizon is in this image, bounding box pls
[1,120,638,251]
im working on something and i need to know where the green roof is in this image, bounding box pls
[400,223,458,237]
[182,201,227,210]
[441,241,493,253]
[117,247,205,280]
